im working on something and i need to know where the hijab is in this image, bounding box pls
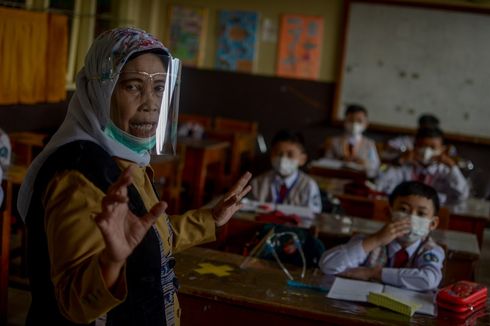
[17,27,171,220]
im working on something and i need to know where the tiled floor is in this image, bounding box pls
[7,229,490,325]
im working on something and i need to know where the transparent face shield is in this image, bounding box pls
[106,53,181,156]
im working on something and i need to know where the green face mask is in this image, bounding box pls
[104,120,156,154]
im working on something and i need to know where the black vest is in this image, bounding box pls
[25,141,171,325]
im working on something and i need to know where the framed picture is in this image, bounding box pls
[216,10,259,73]
[276,14,324,80]
[167,4,208,67]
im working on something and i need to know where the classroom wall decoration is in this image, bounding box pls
[276,14,324,80]
[216,10,259,73]
[167,4,208,67]
[334,0,490,142]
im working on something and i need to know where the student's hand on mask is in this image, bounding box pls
[363,219,411,253]
[211,172,252,227]
[338,266,382,281]
[398,149,416,165]
[433,151,456,167]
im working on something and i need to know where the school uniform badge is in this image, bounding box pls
[423,253,439,263]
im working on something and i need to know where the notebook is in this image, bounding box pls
[327,277,436,316]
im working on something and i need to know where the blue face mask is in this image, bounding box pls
[104,120,156,154]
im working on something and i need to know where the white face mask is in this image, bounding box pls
[272,156,299,177]
[417,147,440,165]
[392,211,432,243]
[345,122,365,136]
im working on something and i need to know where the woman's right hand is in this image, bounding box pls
[94,166,167,288]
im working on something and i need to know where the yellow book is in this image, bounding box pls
[368,292,421,316]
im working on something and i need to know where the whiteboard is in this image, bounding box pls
[335,1,490,141]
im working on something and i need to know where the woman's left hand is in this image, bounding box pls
[211,172,252,227]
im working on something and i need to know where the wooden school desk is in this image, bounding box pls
[0,165,27,323]
[206,130,256,188]
[222,212,480,287]
[179,138,229,208]
[313,175,490,248]
[447,198,490,248]
[308,160,367,182]
[9,131,48,165]
[175,247,490,325]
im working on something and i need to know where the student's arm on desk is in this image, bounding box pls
[321,219,412,281]
[308,177,323,214]
[444,165,470,202]
[319,236,368,275]
[382,245,445,291]
[365,141,381,178]
[375,166,405,194]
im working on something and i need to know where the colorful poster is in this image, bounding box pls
[167,5,208,66]
[276,14,324,80]
[216,10,259,73]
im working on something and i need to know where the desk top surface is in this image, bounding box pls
[234,212,480,258]
[175,247,488,325]
[312,175,490,220]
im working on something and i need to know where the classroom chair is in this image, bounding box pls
[208,117,258,189]
[9,131,48,166]
[151,144,186,214]
[178,113,213,130]
[214,117,258,134]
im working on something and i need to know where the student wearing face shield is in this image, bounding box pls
[249,130,322,214]
[324,104,380,178]
[17,27,251,325]
[376,127,469,205]
[319,181,445,292]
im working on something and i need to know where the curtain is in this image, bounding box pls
[0,7,67,105]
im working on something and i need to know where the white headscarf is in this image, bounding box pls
[18,27,171,220]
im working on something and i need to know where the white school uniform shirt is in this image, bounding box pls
[0,129,10,207]
[376,162,469,205]
[249,169,322,213]
[319,235,445,291]
[325,134,380,177]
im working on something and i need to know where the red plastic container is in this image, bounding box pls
[436,281,488,315]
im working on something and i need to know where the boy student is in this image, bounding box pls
[388,114,440,153]
[376,127,469,205]
[324,104,380,177]
[250,129,322,213]
[319,181,444,291]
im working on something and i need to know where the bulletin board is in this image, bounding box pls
[276,14,324,80]
[215,10,259,73]
[333,0,490,144]
[166,4,208,67]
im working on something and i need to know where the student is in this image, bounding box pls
[324,104,380,177]
[250,129,322,213]
[17,27,251,324]
[319,181,444,291]
[0,128,11,206]
[376,127,469,205]
[387,114,440,153]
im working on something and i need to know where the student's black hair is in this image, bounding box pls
[344,104,368,117]
[415,127,444,142]
[418,114,440,128]
[388,181,440,215]
[271,129,306,153]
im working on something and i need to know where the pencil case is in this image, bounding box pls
[436,281,487,314]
